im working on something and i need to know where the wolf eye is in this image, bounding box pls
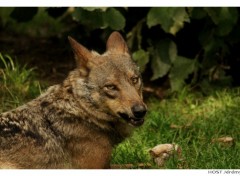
[104,84,118,99]
[131,76,139,84]
[105,84,117,90]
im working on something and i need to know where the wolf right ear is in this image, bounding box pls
[68,36,92,76]
[106,31,129,54]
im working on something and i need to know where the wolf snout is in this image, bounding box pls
[131,104,147,119]
[117,103,147,126]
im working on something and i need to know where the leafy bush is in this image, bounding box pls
[1,7,239,92]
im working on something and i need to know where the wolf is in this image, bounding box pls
[0,31,147,169]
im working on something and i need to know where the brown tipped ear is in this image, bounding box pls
[68,36,92,76]
[106,31,129,54]
[68,36,92,67]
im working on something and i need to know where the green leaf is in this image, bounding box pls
[147,7,189,35]
[72,7,125,30]
[132,49,149,72]
[72,8,105,29]
[104,8,125,30]
[169,56,195,91]
[204,7,238,36]
[151,39,177,80]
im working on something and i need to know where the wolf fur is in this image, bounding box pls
[0,31,147,169]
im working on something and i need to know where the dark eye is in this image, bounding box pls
[131,76,139,84]
[104,84,117,91]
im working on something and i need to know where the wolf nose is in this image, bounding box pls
[131,104,147,119]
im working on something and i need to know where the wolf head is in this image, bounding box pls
[68,32,147,127]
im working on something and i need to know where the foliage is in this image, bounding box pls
[72,7,125,30]
[0,7,66,36]
[0,7,240,92]
[147,7,189,35]
[112,88,240,168]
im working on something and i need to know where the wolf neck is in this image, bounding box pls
[39,85,111,132]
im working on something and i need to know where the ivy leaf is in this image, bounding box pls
[151,39,177,80]
[104,8,125,30]
[204,7,238,36]
[132,49,149,72]
[147,7,189,35]
[72,7,125,30]
[169,56,195,91]
[72,8,105,29]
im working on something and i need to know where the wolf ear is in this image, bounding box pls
[106,31,129,54]
[68,36,92,76]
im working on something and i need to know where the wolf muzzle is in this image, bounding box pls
[118,104,147,127]
[131,104,147,119]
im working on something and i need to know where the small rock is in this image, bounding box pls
[149,143,181,167]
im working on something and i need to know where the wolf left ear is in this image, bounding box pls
[106,31,129,54]
[68,36,92,76]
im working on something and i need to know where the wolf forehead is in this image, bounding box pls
[93,53,140,74]
[84,55,140,88]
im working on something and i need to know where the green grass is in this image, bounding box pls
[0,53,41,112]
[0,54,239,169]
[111,88,240,169]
